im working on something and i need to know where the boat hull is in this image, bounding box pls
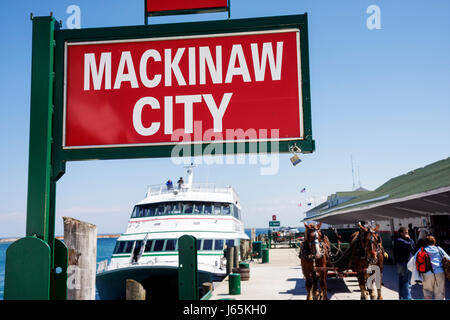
[96,265,224,300]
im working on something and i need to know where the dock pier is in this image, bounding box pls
[210,246,401,300]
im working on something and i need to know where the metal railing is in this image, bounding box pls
[146,183,238,198]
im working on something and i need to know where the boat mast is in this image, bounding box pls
[184,163,196,190]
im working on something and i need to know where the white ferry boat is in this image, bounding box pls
[96,165,249,300]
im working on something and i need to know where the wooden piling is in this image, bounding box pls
[240,240,249,261]
[202,282,213,294]
[233,245,239,268]
[126,279,146,300]
[226,246,234,274]
[63,217,97,300]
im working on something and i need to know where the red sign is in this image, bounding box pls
[64,29,304,149]
[272,215,277,221]
[146,0,228,15]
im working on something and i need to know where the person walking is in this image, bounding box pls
[394,227,416,300]
[408,235,449,300]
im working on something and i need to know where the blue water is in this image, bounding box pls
[0,228,302,299]
[0,238,117,300]
[0,243,8,300]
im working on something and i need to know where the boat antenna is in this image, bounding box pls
[358,165,362,188]
[351,154,355,190]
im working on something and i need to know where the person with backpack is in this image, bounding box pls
[394,227,416,299]
[408,235,449,299]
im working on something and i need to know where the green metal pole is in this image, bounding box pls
[25,16,55,242]
[4,16,58,300]
[178,235,199,300]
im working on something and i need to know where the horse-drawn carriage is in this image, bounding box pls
[321,227,359,278]
[298,222,385,300]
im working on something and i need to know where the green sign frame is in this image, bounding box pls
[5,13,313,300]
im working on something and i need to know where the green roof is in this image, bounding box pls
[308,157,450,219]
[333,190,370,198]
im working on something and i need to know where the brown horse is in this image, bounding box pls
[299,222,330,300]
[349,222,384,300]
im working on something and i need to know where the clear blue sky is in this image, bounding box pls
[0,0,449,237]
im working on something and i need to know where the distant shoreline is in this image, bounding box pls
[0,227,301,244]
[0,234,120,244]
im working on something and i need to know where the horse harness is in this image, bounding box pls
[356,230,383,262]
[299,230,329,261]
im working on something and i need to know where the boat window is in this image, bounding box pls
[183,202,193,214]
[144,205,156,217]
[226,239,234,248]
[204,203,212,215]
[164,203,173,214]
[213,203,222,215]
[140,207,148,218]
[183,202,194,214]
[131,201,241,218]
[114,241,125,254]
[123,241,134,253]
[144,239,154,252]
[166,203,182,215]
[197,239,201,250]
[155,204,165,216]
[165,239,177,251]
[203,239,213,251]
[232,204,241,219]
[193,203,203,214]
[222,204,231,216]
[153,239,165,251]
[214,239,224,251]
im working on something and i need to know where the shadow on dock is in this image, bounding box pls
[278,278,353,298]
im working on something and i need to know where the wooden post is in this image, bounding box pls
[239,240,246,261]
[251,228,256,243]
[233,245,239,268]
[63,217,97,300]
[126,279,146,300]
[202,282,213,294]
[226,246,234,274]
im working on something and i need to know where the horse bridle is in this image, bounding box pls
[360,229,382,264]
[306,229,325,259]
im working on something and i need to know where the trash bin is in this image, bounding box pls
[229,273,241,295]
[252,241,262,259]
[262,248,269,263]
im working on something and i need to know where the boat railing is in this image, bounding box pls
[97,257,222,274]
[145,183,238,198]
[96,259,109,273]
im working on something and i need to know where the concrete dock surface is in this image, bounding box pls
[210,247,449,300]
